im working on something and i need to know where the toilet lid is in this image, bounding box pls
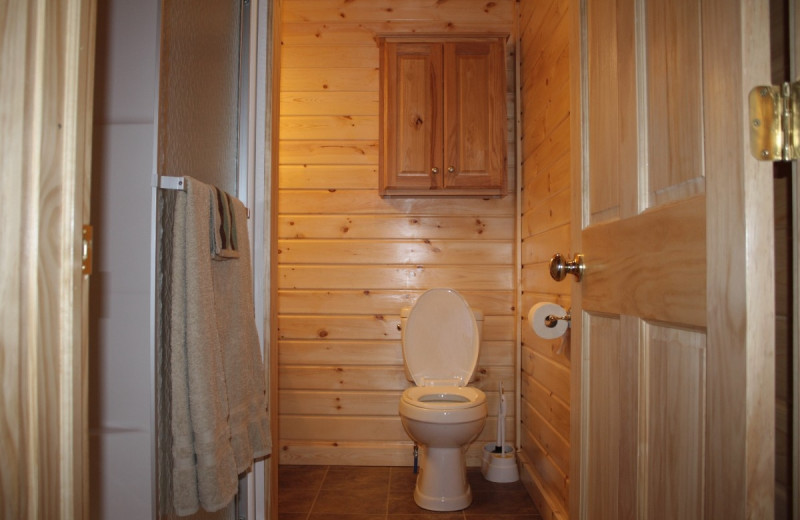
[403,288,479,386]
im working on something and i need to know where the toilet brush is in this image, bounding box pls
[493,382,506,453]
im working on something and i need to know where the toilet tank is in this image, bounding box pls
[400,306,484,383]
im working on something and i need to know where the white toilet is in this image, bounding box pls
[398,288,488,511]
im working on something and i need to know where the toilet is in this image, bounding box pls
[398,288,488,511]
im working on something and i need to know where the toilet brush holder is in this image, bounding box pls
[481,443,519,483]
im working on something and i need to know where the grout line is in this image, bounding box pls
[385,466,392,519]
[304,465,329,520]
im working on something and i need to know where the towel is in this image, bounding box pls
[169,177,270,515]
[211,187,240,260]
[212,193,271,472]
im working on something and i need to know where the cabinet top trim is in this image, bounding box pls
[377,33,509,43]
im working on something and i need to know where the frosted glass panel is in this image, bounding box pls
[158,0,242,194]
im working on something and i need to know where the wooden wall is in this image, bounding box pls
[518,1,571,519]
[276,0,517,466]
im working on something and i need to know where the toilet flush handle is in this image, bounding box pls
[549,253,585,282]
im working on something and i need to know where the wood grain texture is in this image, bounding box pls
[1,0,95,518]
[277,289,515,314]
[702,0,774,516]
[643,324,706,519]
[568,1,775,519]
[581,196,707,328]
[517,0,573,516]
[278,214,515,239]
[277,0,516,466]
[278,239,513,264]
[282,0,514,24]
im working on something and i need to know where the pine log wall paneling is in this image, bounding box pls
[518,1,572,518]
[277,0,517,466]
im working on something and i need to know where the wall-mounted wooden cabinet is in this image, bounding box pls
[379,37,507,197]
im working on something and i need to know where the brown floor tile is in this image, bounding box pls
[322,466,391,491]
[278,485,319,515]
[280,465,329,490]
[278,465,329,514]
[278,465,540,519]
[389,467,419,493]
[312,487,389,515]
[466,491,538,516]
[388,491,432,515]
[465,468,526,494]
[278,514,308,520]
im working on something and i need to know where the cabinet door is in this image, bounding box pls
[381,42,443,193]
[443,40,506,192]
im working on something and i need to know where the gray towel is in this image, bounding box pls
[170,177,270,515]
[213,190,271,471]
[211,186,240,260]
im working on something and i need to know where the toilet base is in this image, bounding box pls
[413,447,472,511]
[414,484,472,512]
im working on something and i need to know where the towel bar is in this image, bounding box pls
[154,175,250,219]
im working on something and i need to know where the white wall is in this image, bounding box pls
[90,0,158,517]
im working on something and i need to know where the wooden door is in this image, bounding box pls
[443,40,506,191]
[381,41,443,193]
[569,0,775,518]
[0,0,96,518]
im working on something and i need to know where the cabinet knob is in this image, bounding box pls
[431,167,439,174]
[448,166,455,173]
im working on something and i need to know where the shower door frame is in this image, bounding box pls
[149,0,275,518]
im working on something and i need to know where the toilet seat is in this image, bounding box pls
[403,288,480,387]
[400,386,487,424]
[401,386,485,409]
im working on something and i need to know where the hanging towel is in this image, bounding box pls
[211,186,240,260]
[169,177,270,516]
[212,194,271,471]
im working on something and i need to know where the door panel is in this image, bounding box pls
[581,197,706,327]
[444,40,505,188]
[384,42,442,189]
[584,314,628,520]
[586,0,634,224]
[642,324,705,519]
[645,0,705,202]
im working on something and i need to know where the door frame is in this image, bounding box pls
[568,0,775,517]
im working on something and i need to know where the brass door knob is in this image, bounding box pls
[549,253,584,282]
[431,167,439,174]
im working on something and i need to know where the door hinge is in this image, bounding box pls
[749,81,800,161]
[82,225,93,275]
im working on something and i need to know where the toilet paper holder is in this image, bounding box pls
[545,309,571,328]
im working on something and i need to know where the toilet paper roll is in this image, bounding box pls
[528,302,569,340]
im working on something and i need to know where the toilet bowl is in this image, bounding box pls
[398,288,488,511]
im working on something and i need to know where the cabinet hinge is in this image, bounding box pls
[749,81,800,161]
[82,225,93,275]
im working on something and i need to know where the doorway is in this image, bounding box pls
[770,0,796,517]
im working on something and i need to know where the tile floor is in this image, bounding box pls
[278,465,541,519]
